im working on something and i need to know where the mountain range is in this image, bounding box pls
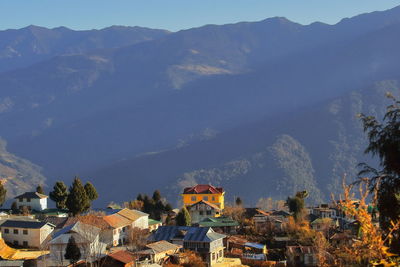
[1,6,400,205]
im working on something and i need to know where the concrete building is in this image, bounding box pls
[0,220,54,248]
[181,184,225,210]
[14,192,48,212]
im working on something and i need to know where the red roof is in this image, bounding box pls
[108,250,136,264]
[183,184,224,194]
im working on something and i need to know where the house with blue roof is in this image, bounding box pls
[148,226,226,266]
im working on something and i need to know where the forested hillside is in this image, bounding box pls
[0,7,400,204]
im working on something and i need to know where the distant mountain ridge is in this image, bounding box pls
[1,6,400,204]
[0,25,169,72]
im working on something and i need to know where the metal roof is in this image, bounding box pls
[149,226,225,243]
[14,192,48,199]
[198,216,239,227]
[146,240,181,253]
[0,220,54,229]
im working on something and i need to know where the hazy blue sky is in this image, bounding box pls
[1,0,400,31]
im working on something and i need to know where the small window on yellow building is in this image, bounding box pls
[212,196,216,201]
[191,196,196,201]
[203,196,208,201]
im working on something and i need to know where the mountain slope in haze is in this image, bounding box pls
[1,6,400,201]
[6,10,400,179]
[0,138,46,198]
[0,25,169,72]
[85,80,396,205]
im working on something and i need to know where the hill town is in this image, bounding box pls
[0,175,395,266]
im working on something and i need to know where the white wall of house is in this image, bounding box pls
[49,234,106,265]
[133,216,149,229]
[16,197,47,211]
[1,224,53,248]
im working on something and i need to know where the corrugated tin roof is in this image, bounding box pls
[103,213,132,228]
[146,240,181,253]
[108,250,136,263]
[117,208,148,221]
[183,185,224,194]
[245,242,265,250]
[198,216,239,227]
[14,192,48,199]
[149,226,225,243]
[51,221,101,243]
[0,220,54,229]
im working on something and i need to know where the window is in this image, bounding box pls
[13,240,18,246]
[191,196,197,201]
[212,253,215,260]
[19,197,23,202]
[212,196,216,201]
[203,196,208,201]
[4,229,9,234]
[23,241,28,247]
[219,250,223,257]
[206,210,212,215]
[27,198,31,202]
[199,211,204,215]
[23,230,28,235]
[13,229,18,234]
[122,227,126,232]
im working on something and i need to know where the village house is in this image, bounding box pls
[186,200,221,223]
[181,184,225,210]
[14,192,48,212]
[226,236,267,261]
[0,220,54,248]
[76,208,149,247]
[135,240,181,265]
[100,250,136,267]
[45,221,107,266]
[148,226,226,266]
[329,232,355,247]
[286,246,318,267]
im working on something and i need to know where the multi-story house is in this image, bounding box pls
[80,208,149,247]
[148,226,226,266]
[186,200,221,224]
[181,184,225,210]
[14,192,48,211]
[0,220,54,248]
[46,221,106,266]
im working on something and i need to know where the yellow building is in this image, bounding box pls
[181,184,225,210]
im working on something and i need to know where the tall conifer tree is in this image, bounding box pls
[0,183,6,207]
[49,181,69,209]
[66,177,90,216]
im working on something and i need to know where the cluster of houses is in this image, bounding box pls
[0,184,374,267]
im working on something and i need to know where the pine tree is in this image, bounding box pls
[137,194,143,202]
[0,183,6,207]
[64,236,81,265]
[49,181,69,209]
[176,206,191,226]
[11,201,18,214]
[66,177,90,216]
[36,185,45,194]
[152,190,161,202]
[84,182,98,201]
[235,197,243,206]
